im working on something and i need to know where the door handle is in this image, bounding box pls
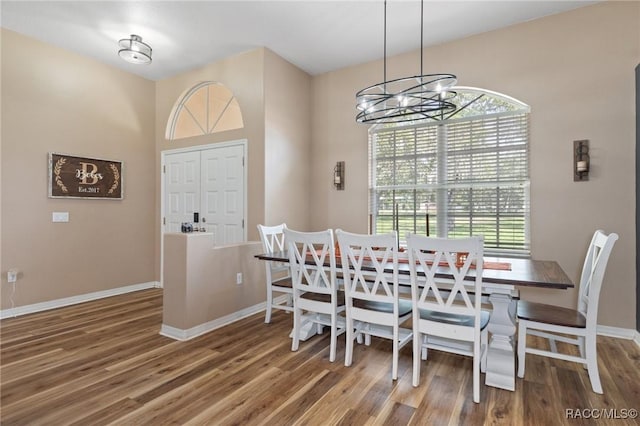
[202,217,206,223]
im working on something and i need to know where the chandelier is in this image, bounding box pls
[356,0,457,124]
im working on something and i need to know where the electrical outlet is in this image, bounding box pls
[7,270,17,283]
[236,272,243,285]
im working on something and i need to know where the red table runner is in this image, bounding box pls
[308,250,511,271]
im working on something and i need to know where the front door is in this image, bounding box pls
[164,143,245,244]
[201,144,245,244]
[164,151,200,233]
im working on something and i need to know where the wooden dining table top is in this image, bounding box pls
[255,251,574,290]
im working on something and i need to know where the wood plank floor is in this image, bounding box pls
[1,289,639,425]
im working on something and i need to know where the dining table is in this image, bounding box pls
[255,250,574,392]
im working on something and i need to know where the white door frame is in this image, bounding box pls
[159,139,248,287]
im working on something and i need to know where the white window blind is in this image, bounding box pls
[369,111,530,256]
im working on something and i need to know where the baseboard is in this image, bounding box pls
[160,301,267,341]
[0,281,161,319]
[596,324,640,347]
[160,295,288,341]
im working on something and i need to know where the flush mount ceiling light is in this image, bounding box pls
[118,34,152,64]
[356,0,457,124]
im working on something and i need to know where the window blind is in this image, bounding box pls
[369,111,530,256]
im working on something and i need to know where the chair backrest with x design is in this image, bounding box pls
[336,230,399,306]
[258,223,290,274]
[577,230,619,328]
[259,222,287,258]
[284,228,337,297]
[406,235,484,323]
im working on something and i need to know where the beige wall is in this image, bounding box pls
[264,49,312,230]
[154,48,266,279]
[0,36,312,312]
[1,30,4,287]
[0,29,156,308]
[155,47,314,277]
[1,2,638,330]
[310,1,639,328]
[157,50,311,329]
[162,233,266,330]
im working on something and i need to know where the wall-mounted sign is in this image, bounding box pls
[48,153,123,199]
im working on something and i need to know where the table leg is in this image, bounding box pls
[288,317,318,341]
[485,292,517,391]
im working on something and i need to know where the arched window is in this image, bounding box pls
[369,87,531,256]
[166,82,244,140]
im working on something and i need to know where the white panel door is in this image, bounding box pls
[164,151,201,232]
[201,144,245,244]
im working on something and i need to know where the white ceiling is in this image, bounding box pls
[1,0,600,81]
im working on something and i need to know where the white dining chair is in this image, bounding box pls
[257,223,293,323]
[406,234,489,403]
[284,228,346,362]
[517,229,618,394]
[336,229,412,380]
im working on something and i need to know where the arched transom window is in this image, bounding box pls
[166,81,244,140]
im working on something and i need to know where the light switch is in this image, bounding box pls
[52,212,69,222]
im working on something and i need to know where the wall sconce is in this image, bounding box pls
[334,161,345,190]
[574,140,590,181]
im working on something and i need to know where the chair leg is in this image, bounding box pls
[480,328,488,373]
[517,320,526,378]
[364,325,371,346]
[345,317,354,367]
[421,335,428,360]
[412,329,421,387]
[473,339,480,403]
[391,331,399,381]
[329,316,337,363]
[578,336,587,369]
[265,288,273,324]
[585,334,603,394]
[291,307,300,352]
